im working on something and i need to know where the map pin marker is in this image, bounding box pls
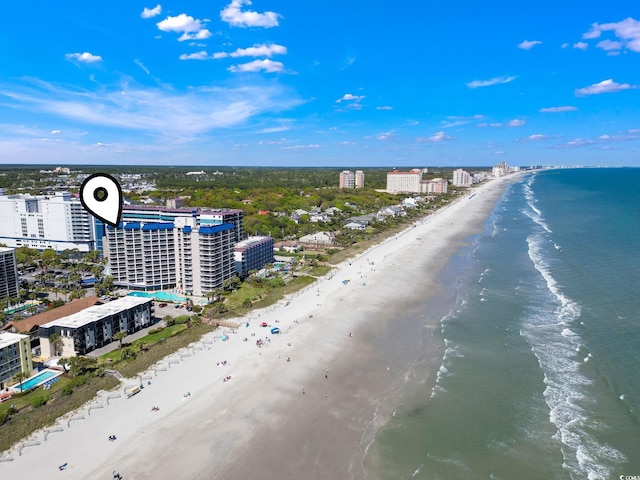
[80,173,123,227]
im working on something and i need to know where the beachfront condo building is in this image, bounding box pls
[339,170,365,189]
[38,296,153,357]
[423,178,449,194]
[0,190,97,252]
[0,247,19,301]
[492,162,509,177]
[234,236,275,278]
[452,169,473,187]
[0,332,33,390]
[103,206,241,296]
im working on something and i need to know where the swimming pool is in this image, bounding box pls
[127,291,187,303]
[16,369,61,391]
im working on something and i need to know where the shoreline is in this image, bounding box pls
[0,174,523,479]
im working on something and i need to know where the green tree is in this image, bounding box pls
[58,357,69,372]
[67,357,100,377]
[49,333,62,356]
[113,330,127,349]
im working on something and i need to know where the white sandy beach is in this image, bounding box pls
[0,174,520,480]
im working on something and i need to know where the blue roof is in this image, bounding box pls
[106,221,125,230]
[142,223,174,231]
[124,222,141,230]
[183,226,192,233]
[198,224,233,235]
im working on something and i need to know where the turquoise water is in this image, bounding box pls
[18,370,58,390]
[364,168,640,480]
[127,291,186,302]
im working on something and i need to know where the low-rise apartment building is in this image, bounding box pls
[0,332,33,390]
[38,296,154,357]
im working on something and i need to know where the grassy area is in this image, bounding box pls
[0,376,72,417]
[99,324,188,363]
[0,375,119,453]
[308,265,333,277]
[107,323,214,378]
[224,283,268,310]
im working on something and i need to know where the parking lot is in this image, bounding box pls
[154,301,195,318]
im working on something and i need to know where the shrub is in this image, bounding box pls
[61,385,73,396]
[30,394,49,408]
[0,411,8,425]
[70,375,87,388]
[174,315,190,324]
[148,326,164,335]
[266,277,285,288]
[242,297,252,308]
[165,318,176,327]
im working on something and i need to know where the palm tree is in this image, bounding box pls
[49,333,62,356]
[113,330,127,349]
[13,371,27,392]
[58,357,69,372]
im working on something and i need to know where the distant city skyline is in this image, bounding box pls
[0,2,639,167]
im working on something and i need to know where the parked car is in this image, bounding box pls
[158,303,167,308]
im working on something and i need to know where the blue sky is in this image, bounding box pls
[1,1,639,167]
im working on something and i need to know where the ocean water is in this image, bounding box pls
[364,168,640,480]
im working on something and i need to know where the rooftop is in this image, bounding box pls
[0,331,29,349]
[2,296,103,334]
[40,296,152,330]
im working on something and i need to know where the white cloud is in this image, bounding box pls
[467,75,517,89]
[220,0,281,28]
[141,4,162,19]
[583,17,640,53]
[376,133,395,141]
[0,78,302,139]
[508,119,526,127]
[157,14,204,33]
[65,52,102,63]
[336,93,365,103]
[281,144,321,150]
[596,39,622,52]
[179,51,210,61]
[518,40,542,50]
[575,79,635,96]
[539,105,577,113]
[178,29,212,42]
[228,59,284,73]
[526,134,549,141]
[50,129,62,134]
[561,43,569,48]
[134,59,150,74]
[418,131,454,142]
[217,43,287,58]
[573,41,588,50]
[376,105,392,110]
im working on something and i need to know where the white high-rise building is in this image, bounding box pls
[104,206,242,296]
[355,170,365,188]
[0,247,19,300]
[452,169,473,187]
[0,191,96,252]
